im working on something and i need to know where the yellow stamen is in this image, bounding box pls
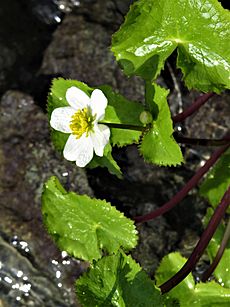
[70,108,95,139]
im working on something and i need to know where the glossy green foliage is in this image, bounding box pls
[112,0,230,92]
[100,85,144,147]
[200,148,230,209]
[42,177,137,262]
[156,252,230,306]
[203,208,230,288]
[140,83,183,166]
[76,251,163,307]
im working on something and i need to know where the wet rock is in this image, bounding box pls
[40,11,145,102]
[0,45,17,94]
[72,0,133,27]
[0,236,71,307]
[0,0,58,96]
[185,93,230,140]
[0,91,92,306]
[22,0,63,25]
[56,0,81,13]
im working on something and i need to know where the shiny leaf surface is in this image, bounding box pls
[42,177,137,262]
[112,0,230,92]
[140,83,183,166]
[156,252,230,306]
[200,148,230,209]
[76,251,163,307]
[203,208,230,288]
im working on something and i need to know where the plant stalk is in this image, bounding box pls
[134,144,229,224]
[103,123,144,131]
[173,93,215,123]
[160,186,230,294]
[201,217,230,282]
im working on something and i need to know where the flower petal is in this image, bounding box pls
[50,107,75,133]
[90,124,110,157]
[90,89,108,120]
[66,86,90,110]
[63,134,94,167]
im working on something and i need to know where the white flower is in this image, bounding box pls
[50,86,110,167]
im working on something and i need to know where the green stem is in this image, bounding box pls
[102,123,145,131]
[145,80,156,114]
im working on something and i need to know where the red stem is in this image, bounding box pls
[160,187,230,294]
[173,93,215,124]
[201,218,230,282]
[134,144,229,224]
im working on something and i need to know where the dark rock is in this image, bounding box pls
[0,0,59,96]
[40,12,145,102]
[0,91,92,306]
[72,0,132,27]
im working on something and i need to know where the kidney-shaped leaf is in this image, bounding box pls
[112,0,230,92]
[42,177,138,262]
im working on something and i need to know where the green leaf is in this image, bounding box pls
[203,208,230,288]
[156,252,195,302]
[42,177,137,262]
[155,252,230,306]
[100,85,144,147]
[76,251,163,307]
[112,0,230,92]
[200,148,230,209]
[140,84,183,166]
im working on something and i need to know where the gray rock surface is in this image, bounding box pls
[40,8,145,102]
[0,91,91,306]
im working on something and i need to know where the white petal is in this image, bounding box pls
[50,107,75,133]
[63,134,94,167]
[89,89,108,120]
[66,86,90,110]
[90,124,110,157]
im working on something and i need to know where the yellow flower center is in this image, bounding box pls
[70,108,95,139]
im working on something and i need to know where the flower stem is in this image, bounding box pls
[134,144,229,224]
[201,217,230,282]
[160,186,230,294]
[173,93,215,124]
[104,123,144,131]
[174,135,230,147]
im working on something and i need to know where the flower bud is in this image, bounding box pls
[139,111,153,125]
